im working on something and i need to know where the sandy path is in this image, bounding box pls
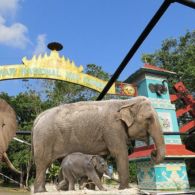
[32,183,141,195]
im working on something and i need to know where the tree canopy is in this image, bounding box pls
[142,31,195,93]
[43,64,111,106]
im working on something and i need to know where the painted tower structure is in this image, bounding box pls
[126,64,195,190]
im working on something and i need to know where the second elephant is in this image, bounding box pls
[0,99,17,161]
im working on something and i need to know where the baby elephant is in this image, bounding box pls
[57,152,110,191]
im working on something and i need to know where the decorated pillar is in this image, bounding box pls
[126,64,195,190]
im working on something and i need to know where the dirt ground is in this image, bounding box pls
[32,183,141,195]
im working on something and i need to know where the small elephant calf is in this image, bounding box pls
[56,152,110,191]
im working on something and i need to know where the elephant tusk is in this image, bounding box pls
[103,174,120,183]
[13,137,31,146]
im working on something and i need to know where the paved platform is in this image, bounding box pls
[140,190,195,195]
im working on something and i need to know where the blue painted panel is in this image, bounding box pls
[155,160,189,190]
[137,79,148,97]
[155,108,181,144]
[135,159,189,190]
[136,75,170,100]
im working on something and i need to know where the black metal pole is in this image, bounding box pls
[16,131,31,135]
[15,131,190,136]
[96,0,173,100]
[176,0,195,9]
[163,132,188,135]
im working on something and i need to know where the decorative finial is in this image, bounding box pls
[144,57,148,64]
[47,42,63,51]
[22,42,83,73]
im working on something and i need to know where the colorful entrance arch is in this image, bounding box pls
[0,49,137,96]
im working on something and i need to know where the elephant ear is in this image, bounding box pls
[89,155,98,168]
[119,96,148,127]
[119,102,136,128]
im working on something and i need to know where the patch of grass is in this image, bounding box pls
[104,179,118,185]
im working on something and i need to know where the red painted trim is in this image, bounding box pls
[170,94,179,102]
[128,144,195,159]
[165,144,195,156]
[176,106,192,117]
[143,64,176,74]
[170,81,195,133]
[180,120,195,133]
[128,145,155,159]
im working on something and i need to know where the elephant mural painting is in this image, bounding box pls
[32,96,165,193]
[0,99,21,174]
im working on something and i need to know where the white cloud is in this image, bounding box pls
[0,15,30,49]
[0,0,30,49]
[0,0,21,17]
[33,34,47,55]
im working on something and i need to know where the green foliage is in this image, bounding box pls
[45,81,86,106]
[142,31,195,93]
[46,163,60,183]
[43,64,111,105]
[86,64,110,81]
[129,162,137,183]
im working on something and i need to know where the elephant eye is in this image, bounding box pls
[146,117,152,121]
[101,163,105,166]
[146,115,154,122]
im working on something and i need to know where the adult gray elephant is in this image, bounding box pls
[32,96,165,193]
[0,99,21,174]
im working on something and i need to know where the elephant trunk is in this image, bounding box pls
[0,152,2,162]
[2,152,22,175]
[104,168,112,178]
[149,113,166,164]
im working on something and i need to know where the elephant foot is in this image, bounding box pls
[100,187,107,191]
[56,184,68,191]
[34,185,47,193]
[86,183,95,190]
[118,183,129,190]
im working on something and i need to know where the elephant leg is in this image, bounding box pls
[68,177,75,191]
[86,182,96,190]
[79,177,88,190]
[105,131,129,190]
[34,160,50,193]
[88,171,106,191]
[115,151,129,189]
[57,179,68,191]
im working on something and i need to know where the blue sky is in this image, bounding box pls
[0,0,194,95]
